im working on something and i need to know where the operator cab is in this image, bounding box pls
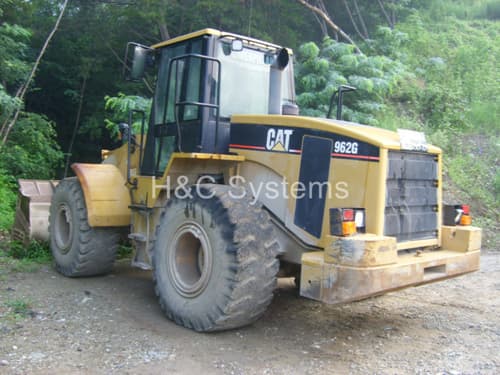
[126,29,297,176]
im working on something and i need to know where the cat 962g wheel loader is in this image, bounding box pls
[25,29,481,332]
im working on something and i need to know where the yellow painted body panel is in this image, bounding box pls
[127,152,244,252]
[130,152,245,208]
[72,163,131,227]
[324,234,397,267]
[441,225,482,252]
[230,115,442,254]
[232,115,442,153]
[230,115,442,250]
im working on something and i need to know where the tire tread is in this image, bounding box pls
[49,178,119,277]
[153,184,280,331]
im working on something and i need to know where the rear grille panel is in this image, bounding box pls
[385,151,438,242]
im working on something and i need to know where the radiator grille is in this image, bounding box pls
[385,151,438,242]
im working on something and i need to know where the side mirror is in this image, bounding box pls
[124,43,153,81]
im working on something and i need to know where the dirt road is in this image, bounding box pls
[1,251,499,374]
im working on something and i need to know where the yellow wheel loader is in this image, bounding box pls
[15,29,481,332]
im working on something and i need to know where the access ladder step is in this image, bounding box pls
[128,233,146,242]
[129,204,153,212]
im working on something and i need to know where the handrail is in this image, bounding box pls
[157,53,221,164]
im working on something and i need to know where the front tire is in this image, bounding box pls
[49,178,119,277]
[153,184,280,332]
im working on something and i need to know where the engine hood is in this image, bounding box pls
[231,115,441,154]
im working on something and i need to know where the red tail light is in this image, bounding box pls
[330,208,365,236]
[443,204,473,226]
[342,209,354,222]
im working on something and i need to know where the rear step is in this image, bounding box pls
[423,264,447,281]
[299,229,481,305]
[300,249,479,304]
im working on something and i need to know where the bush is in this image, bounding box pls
[0,169,16,231]
[5,240,51,262]
[0,112,63,179]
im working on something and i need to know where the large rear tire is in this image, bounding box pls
[153,184,281,332]
[49,178,119,277]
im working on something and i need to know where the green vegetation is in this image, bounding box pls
[5,240,52,262]
[0,170,16,230]
[0,113,63,179]
[4,298,32,318]
[296,27,410,125]
[117,243,134,260]
[104,94,152,139]
[1,298,34,323]
[0,240,52,278]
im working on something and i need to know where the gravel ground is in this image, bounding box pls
[0,251,498,374]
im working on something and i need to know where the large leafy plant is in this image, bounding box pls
[103,93,152,140]
[295,29,409,125]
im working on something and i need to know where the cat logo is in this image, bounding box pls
[266,128,294,152]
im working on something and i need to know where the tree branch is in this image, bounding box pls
[296,0,362,54]
[1,0,70,145]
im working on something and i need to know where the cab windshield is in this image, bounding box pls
[214,37,295,118]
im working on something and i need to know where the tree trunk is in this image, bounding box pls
[159,22,170,41]
[312,11,329,38]
[1,0,70,145]
[391,0,396,27]
[342,0,367,41]
[377,0,394,29]
[313,0,329,38]
[353,0,370,39]
[64,76,87,178]
[296,0,362,54]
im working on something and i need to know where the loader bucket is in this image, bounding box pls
[11,179,59,243]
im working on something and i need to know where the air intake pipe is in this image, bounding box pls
[268,48,289,115]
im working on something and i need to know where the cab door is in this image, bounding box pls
[141,37,213,176]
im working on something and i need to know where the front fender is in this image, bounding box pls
[72,163,131,227]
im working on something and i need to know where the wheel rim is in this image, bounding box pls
[168,221,213,298]
[54,203,73,253]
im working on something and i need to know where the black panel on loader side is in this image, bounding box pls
[294,136,333,238]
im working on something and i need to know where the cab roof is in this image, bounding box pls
[151,28,289,53]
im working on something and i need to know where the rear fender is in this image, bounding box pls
[72,163,131,227]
